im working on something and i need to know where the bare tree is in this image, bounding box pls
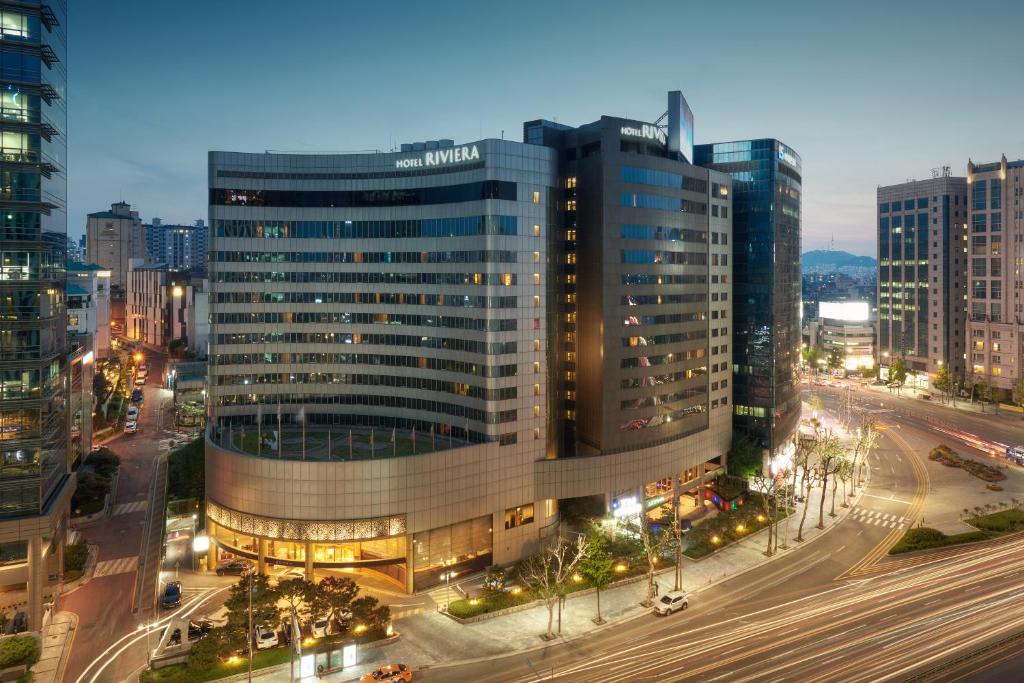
[751,472,780,556]
[794,434,819,543]
[623,513,672,606]
[516,535,589,640]
[836,456,855,509]
[829,454,850,517]
[816,429,844,529]
[848,417,879,494]
[669,504,685,591]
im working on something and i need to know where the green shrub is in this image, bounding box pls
[65,540,88,573]
[890,527,988,554]
[0,636,40,668]
[167,438,205,501]
[970,508,1024,533]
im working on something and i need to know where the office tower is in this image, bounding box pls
[966,156,1024,399]
[876,173,968,389]
[695,140,802,460]
[0,0,71,629]
[203,92,732,591]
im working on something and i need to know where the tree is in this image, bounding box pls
[623,513,672,606]
[815,429,844,529]
[350,596,391,637]
[224,573,280,652]
[578,529,614,624]
[848,417,878,494]
[830,454,850,517]
[802,345,824,370]
[727,432,763,478]
[836,456,855,509]
[750,472,780,556]
[92,371,109,400]
[1013,378,1024,420]
[516,535,589,640]
[795,434,820,543]
[933,364,953,404]
[826,345,845,374]
[311,576,358,628]
[808,394,824,417]
[277,577,315,622]
[889,357,907,394]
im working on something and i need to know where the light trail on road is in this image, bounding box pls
[75,586,227,683]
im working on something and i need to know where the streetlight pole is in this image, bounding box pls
[248,574,253,682]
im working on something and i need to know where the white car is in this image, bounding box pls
[124,420,138,434]
[126,406,140,420]
[276,567,305,582]
[652,590,688,616]
[255,625,278,650]
[311,618,331,638]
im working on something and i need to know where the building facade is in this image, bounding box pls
[126,259,201,350]
[807,301,875,373]
[695,140,802,458]
[0,0,72,629]
[204,92,735,592]
[876,174,968,389]
[966,156,1024,399]
[145,219,209,274]
[85,201,145,303]
[67,262,111,359]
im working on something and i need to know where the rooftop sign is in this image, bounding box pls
[395,144,480,169]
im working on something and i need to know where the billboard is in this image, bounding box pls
[667,91,694,163]
[819,301,869,322]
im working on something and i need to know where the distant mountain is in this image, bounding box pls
[802,250,876,269]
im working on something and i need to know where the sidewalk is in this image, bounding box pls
[30,611,77,683]
[859,381,1023,421]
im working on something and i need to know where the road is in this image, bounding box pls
[419,401,1024,682]
[63,350,190,683]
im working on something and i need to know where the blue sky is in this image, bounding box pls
[68,0,1024,256]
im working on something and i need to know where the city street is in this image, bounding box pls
[62,350,191,683]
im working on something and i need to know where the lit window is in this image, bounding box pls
[532,191,540,204]
[533,224,541,237]
[533,251,541,263]
[533,273,540,285]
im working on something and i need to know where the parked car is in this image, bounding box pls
[12,612,27,634]
[255,625,279,650]
[311,618,331,638]
[275,567,305,582]
[126,405,140,420]
[124,420,138,434]
[161,581,182,609]
[652,590,689,616]
[130,389,144,404]
[134,376,146,386]
[188,619,212,641]
[215,560,252,576]
[360,664,412,682]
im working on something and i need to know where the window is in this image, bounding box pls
[917,197,928,208]
[972,180,987,210]
[0,12,29,40]
[904,200,914,211]
[533,224,540,237]
[532,190,540,204]
[880,203,889,213]
[991,180,1001,209]
[498,432,517,446]
[505,504,535,529]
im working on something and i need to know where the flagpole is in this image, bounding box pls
[327,429,331,460]
[302,415,306,461]
[348,429,353,460]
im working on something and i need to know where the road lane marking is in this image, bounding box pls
[112,500,148,516]
[862,493,911,504]
[93,556,139,578]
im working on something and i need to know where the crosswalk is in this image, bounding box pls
[93,556,139,578]
[112,500,148,516]
[851,507,908,529]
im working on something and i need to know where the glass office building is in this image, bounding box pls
[695,140,802,457]
[0,1,71,629]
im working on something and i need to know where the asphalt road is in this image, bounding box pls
[419,402,1023,682]
[64,351,181,683]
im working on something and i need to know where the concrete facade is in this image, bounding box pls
[877,175,969,387]
[126,260,200,350]
[966,156,1024,398]
[85,202,146,300]
[66,262,112,360]
[204,95,737,593]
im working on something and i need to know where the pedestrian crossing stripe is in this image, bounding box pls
[390,607,425,620]
[112,500,148,516]
[93,556,139,578]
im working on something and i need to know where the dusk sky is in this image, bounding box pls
[69,0,1024,256]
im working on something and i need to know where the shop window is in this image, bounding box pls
[504,504,535,529]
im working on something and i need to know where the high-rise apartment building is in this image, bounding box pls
[876,174,968,389]
[145,219,209,274]
[203,92,737,592]
[966,156,1024,399]
[0,0,72,629]
[695,140,802,460]
[85,200,145,295]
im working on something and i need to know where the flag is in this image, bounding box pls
[430,424,435,450]
[348,429,353,459]
[370,428,374,447]
[257,404,263,457]
[391,427,396,457]
[411,426,416,454]
[327,429,331,460]
[277,402,282,458]
[297,407,306,460]
[390,428,396,443]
